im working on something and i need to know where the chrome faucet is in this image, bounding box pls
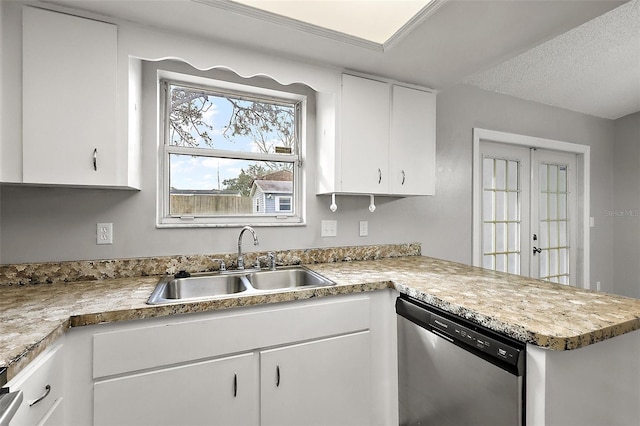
[237,226,259,270]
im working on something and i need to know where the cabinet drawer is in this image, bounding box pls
[93,295,370,378]
[8,344,64,426]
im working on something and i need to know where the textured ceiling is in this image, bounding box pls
[464,0,640,120]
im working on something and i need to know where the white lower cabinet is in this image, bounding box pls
[261,332,371,426]
[93,352,259,426]
[7,344,64,426]
[4,292,396,425]
[63,291,397,425]
[93,331,371,426]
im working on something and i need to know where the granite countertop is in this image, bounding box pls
[2,251,640,384]
[310,257,640,351]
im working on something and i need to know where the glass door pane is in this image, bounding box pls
[532,150,577,286]
[481,148,527,275]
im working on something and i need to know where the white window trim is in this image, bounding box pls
[156,69,307,228]
[275,195,293,213]
[472,128,591,289]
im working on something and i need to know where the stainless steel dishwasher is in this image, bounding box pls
[396,295,526,426]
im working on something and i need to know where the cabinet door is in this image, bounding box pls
[93,352,258,426]
[340,74,390,194]
[8,344,64,426]
[22,7,118,186]
[260,331,371,426]
[390,85,436,195]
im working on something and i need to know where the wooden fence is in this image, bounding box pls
[170,195,253,215]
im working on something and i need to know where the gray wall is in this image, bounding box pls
[417,84,615,291]
[613,112,640,298]
[0,77,617,292]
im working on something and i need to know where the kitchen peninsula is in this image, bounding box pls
[1,244,639,425]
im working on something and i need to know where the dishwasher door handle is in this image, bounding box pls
[0,390,23,426]
[430,328,455,343]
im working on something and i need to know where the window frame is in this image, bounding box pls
[157,70,307,228]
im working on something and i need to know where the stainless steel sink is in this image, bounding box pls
[147,266,335,305]
[147,273,250,305]
[246,267,335,291]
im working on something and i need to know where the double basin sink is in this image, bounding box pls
[147,266,336,305]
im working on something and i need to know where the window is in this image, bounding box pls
[158,71,306,227]
[276,196,292,212]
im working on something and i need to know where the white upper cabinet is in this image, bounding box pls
[21,7,136,188]
[390,84,436,195]
[339,74,391,194]
[317,73,436,196]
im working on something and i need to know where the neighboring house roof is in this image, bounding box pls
[251,180,293,196]
[260,170,293,182]
[250,170,293,197]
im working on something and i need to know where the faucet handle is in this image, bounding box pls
[267,252,276,271]
[253,258,261,271]
[211,258,227,272]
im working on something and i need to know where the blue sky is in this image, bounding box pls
[169,90,293,190]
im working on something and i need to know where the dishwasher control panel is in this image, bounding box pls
[395,295,525,375]
[428,313,521,367]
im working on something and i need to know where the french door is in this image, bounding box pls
[478,141,577,285]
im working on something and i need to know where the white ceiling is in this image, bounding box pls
[229,0,435,45]
[47,0,638,120]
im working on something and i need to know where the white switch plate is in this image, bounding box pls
[359,221,368,237]
[321,220,337,237]
[97,223,113,245]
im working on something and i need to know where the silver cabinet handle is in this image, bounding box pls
[276,365,280,387]
[401,170,406,185]
[233,373,237,397]
[93,149,97,171]
[378,169,382,184]
[29,385,50,407]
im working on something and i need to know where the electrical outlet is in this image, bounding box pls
[596,281,601,291]
[359,221,368,237]
[97,223,113,245]
[321,220,337,237]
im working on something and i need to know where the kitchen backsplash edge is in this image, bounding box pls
[0,243,421,286]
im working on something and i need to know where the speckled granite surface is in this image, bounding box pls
[2,249,640,385]
[0,274,390,383]
[311,257,640,351]
[0,243,420,285]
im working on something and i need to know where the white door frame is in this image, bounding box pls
[472,128,591,289]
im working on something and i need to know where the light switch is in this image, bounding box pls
[359,221,368,237]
